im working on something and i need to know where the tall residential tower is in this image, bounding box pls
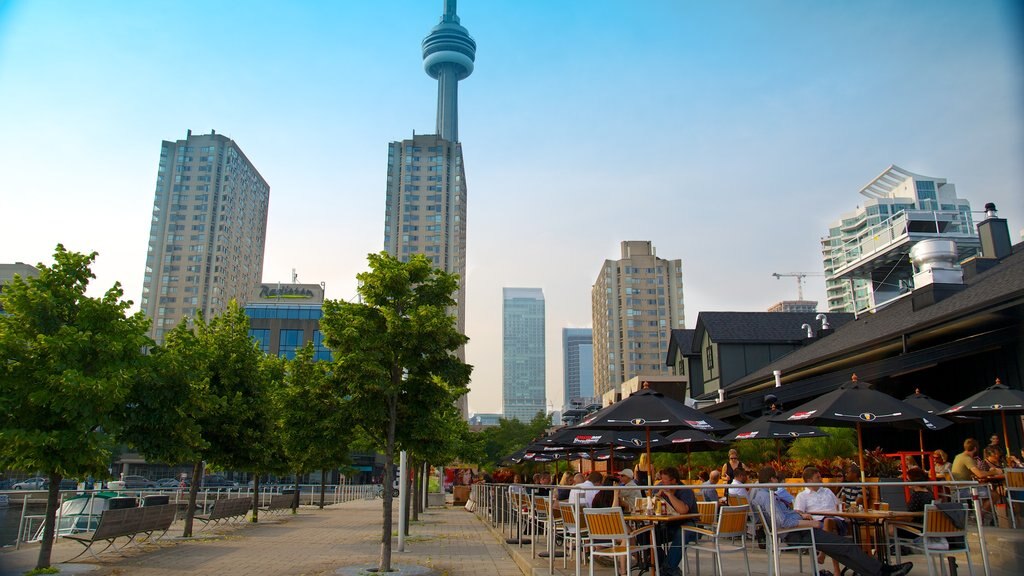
[592,241,685,398]
[502,288,546,422]
[384,0,476,416]
[141,130,269,343]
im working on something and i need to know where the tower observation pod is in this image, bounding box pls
[422,0,476,142]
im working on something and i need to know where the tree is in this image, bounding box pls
[0,246,150,569]
[478,412,552,469]
[275,342,352,509]
[320,252,471,573]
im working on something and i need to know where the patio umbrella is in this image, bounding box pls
[941,378,1024,461]
[571,383,732,484]
[722,409,828,463]
[656,429,729,479]
[770,374,951,483]
[532,428,652,472]
[903,389,977,453]
[499,448,528,466]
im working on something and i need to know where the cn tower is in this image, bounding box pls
[422,0,476,142]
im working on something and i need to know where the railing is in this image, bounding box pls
[468,480,993,576]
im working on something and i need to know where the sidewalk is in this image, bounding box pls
[0,499,524,576]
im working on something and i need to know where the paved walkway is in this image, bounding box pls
[0,499,523,576]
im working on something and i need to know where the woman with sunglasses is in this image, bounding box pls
[720,448,746,484]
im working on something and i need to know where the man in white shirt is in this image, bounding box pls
[567,471,602,507]
[728,467,750,501]
[793,467,846,574]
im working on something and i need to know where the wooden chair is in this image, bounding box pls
[582,507,659,576]
[890,503,974,576]
[559,501,590,569]
[696,500,719,529]
[682,505,751,576]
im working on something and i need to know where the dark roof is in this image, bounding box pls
[724,244,1024,394]
[693,311,855,346]
[666,329,696,364]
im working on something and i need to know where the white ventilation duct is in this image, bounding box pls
[910,239,963,289]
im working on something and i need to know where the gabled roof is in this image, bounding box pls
[724,244,1024,394]
[693,312,855,346]
[666,329,697,364]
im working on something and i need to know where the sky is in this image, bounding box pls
[1,0,1022,416]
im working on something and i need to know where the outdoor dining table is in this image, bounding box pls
[827,509,923,567]
[621,513,700,576]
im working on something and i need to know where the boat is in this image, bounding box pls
[30,491,123,541]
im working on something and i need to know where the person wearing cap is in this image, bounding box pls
[617,468,642,512]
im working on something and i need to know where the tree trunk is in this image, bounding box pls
[293,469,301,512]
[251,473,260,522]
[379,389,398,573]
[183,460,203,537]
[319,470,327,509]
[35,472,62,569]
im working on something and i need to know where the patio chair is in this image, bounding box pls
[582,507,659,576]
[753,503,817,576]
[889,503,974,576]
[681,504,751,576]
[696,500,719,529]
[559,501,590,569]
[1004,468,1024,528]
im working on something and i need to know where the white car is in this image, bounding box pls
[13,477,46,490]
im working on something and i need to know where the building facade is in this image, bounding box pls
[502,288,546,422]
[766,300,818,313]
[592,241,685,397]
[822,165,977,314]
[245,282,330,360]
[141,130,270,343]
[0,262,38,313]
[562,327,594,414]
[383,1,475,417]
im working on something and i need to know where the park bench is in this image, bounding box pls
[62,503,177,560]
[263,493,295,515]
[194,496,251,529]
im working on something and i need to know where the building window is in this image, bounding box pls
[705,343,714,371]
[250,329,270,353]
[279,329,304,359]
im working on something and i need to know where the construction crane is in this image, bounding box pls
[772,272,825,300]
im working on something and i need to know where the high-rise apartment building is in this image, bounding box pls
[592,241,685,398]
[822,165,978,313]
[141,130,270,343]
[502,288,546,422]
[383,1,476,417]
[561,328,594,413]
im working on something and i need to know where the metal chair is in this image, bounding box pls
[559,501,590,569]
[682,504,751,576]
[582,507,659,576]
[1004,468,1024,528]
[753,502,817,576]
[696,500,719,529]
[890,503,974,576]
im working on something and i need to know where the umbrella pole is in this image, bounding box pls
[610,445,616,476]
[857,422,869,508]
[1002,411,1011,460]
[646,428,654,496]
[919,430,925,455]
[687,445,691,481]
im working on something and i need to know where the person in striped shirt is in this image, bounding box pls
[838,464,864,508]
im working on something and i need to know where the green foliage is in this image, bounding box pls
[475,412,551,469]
[23,568,60,575]
[0,245,150,569]
[733,439,778,466]
[786,427,857,465]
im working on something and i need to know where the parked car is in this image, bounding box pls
[42,478,79,490]
[120,475,156,489]
[201,475,238,488]
[155,478,189,489]
[12,477,46,490]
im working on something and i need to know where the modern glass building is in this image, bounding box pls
[822,165,979,313]
[561,328,594,413]
[502,288,546,422]
[592,241,685,398]
[141,129,269,343]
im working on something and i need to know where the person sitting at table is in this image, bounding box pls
[727,466,750,502]
[932,450,952,477]
[794,467,845,576]
[752,466,913,576]
[591,476,620,508]
[829,468,846,497]
[556,472,574,501]
[838,464,864,508]
[698,470,720,503]
[653,467,697,576]
[616,468,642,512]
[721,449,746,484]
[905,467,933,512]
[905,456,920,471]
[951,438,999,518]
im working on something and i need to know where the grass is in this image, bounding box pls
[22,568,59,576]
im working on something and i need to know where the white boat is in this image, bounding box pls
[30,491,122,541]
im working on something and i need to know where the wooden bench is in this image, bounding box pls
[263,493,294,515]
[62,503,176,560]
[195,496,251,529]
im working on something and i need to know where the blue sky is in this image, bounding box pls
[1,0,1021,415]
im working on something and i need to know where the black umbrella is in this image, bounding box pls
[532,428,653,472]
[500,448,528,466]
[903,389,977,453]
[723,409,828,464]
[771,374,951,482]
[655,429,729,479]
[941,378,1024,461]
[571,384,733,482]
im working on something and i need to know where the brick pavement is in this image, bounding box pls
[0,499,525,576]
